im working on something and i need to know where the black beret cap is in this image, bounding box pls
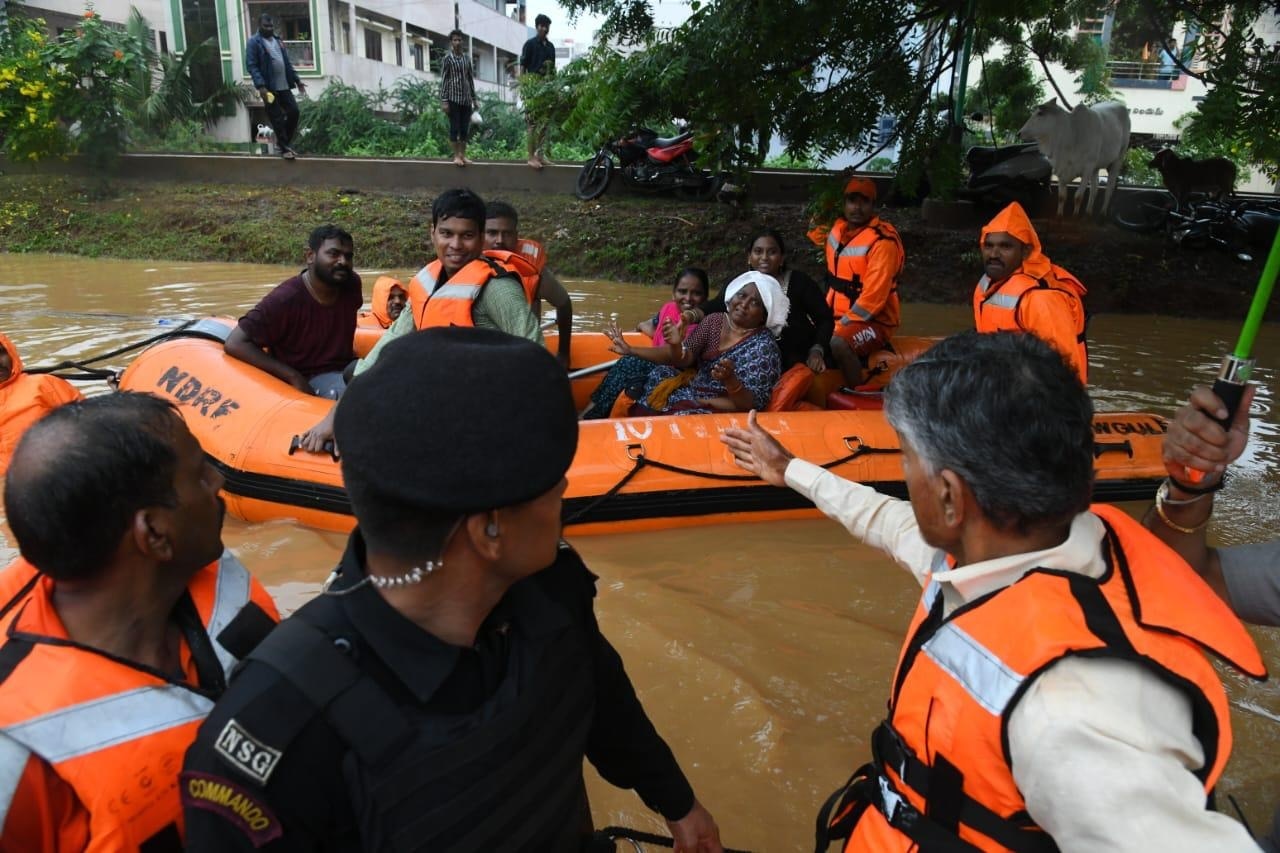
[335,327,578,513]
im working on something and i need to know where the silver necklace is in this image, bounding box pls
[322,561,441,595]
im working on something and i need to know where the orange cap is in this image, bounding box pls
[843,177,877,201]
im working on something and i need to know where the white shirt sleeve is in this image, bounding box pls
[784,458,936,585]
[1008,656,1260,852]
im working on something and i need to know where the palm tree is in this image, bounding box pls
[121,8,250,137]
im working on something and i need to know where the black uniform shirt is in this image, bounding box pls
[180,533,695,851]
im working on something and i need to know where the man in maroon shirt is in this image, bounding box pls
[226,225,363,400]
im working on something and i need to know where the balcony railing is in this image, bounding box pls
[285,39,316,70]
[1107,59,1180,83]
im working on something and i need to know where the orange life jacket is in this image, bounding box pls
[974,266,1089,385]
[405,251,541,330]
[514,238,548,273]
[0,553,279,851]
[0,333,82,477]
[824,504,1266,853]
[823,218,903,328]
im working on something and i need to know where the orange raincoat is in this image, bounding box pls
[0,334,82,476]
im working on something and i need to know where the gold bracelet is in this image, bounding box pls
[1154,483,1211,534]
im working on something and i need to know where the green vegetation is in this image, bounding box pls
[0,9,248,180]
[550,0,1278,187]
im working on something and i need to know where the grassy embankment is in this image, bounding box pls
[0,174,1270,321]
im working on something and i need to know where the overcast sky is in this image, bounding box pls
[522,0,693,45]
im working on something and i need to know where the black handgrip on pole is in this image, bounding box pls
[1210,377,1247,432]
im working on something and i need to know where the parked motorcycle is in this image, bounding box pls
[1113,191,1280,262]
[574,128,723,201]
[959,141,1052,214]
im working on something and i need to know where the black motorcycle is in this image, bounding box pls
[574,128,723,201]
[1114,190,1280,262]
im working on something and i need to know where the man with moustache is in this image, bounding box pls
[0,393,278,851]
[973,201,1088,385]
[226,225,362,400]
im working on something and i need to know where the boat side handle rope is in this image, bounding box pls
[289,435,341,463]
[25,319,200,379]
[563,439,901,525]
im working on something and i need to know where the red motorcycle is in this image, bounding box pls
[574,127,723,201]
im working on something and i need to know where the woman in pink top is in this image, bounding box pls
[583,267,708,419]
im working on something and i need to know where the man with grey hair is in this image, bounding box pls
[722,330,1264,852]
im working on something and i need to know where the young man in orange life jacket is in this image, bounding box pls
[812,177,905,387]
[974,201,1088,385]
[722,331,1265,852]
[0,393,278,852]
[352,188,544,380]
[484,199,575,369]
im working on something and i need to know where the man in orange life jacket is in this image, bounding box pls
[484,199,575,368]
[813,177,904,386]
[0,392,279,852]
[722,331,1264,852]
[975,201,1088,385]
[352,188,543,381]
[0,331,82,477]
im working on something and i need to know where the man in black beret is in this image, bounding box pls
[181,327,725,853]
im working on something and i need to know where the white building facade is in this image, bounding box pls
[21,0,532,142]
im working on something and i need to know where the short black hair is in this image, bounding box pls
[449,28,464,38]
[674,266,709,297]
[432,188,486,229]
[535,13,551,27]
[259,12,273,24]
[308,224,353,252]
[885,331,1094,533]
[485,201,519,227]
[5,393,182,582]
[747,227,787,256]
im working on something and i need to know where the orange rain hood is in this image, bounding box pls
[979,202,1052,281]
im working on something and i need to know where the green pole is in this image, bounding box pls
[954,0,977,127]
[1207,224,1280,433]
[1233,225,1280,359]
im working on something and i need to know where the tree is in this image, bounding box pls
[553,0,1278,184]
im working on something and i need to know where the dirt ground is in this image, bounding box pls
[0,175,1272,321]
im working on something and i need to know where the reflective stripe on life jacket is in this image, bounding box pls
[823,218,903,326]
[406,251,541,330]
[824,505,1265,853]
[0,552,277,850]
[974,267,1088,385]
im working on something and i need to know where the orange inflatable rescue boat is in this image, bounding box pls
[117,318,1169,535]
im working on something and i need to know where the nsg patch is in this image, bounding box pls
[214,719,282,784]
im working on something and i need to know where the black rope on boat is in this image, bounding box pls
[563,441,900,525]
[25,319,199,378]
[596,825,755,853]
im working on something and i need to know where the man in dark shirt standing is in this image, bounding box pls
[225,224,362,409]
[245,13,307,159]
[181,327,725,852]
[518,13,557,170]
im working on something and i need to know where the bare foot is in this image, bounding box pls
[453,157,465,167]
[463,157,476,165]
[538,153,555,166]
[527,157,544,170]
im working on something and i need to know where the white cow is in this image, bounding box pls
[1019,99,1131,217]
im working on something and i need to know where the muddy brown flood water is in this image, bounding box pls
[1,253,1278,850]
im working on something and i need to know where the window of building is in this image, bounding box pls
[411,42,425,70]
[395,37,402,65]
[365,28,382,61]
[158,31,168,54]
[243,1,316,70]
[342,22,351,54]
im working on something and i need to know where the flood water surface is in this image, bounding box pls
[2,254,1278,850]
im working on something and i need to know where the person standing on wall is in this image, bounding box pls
[518,13,556,170]
[245,13,307,160]
[440,29,478,168]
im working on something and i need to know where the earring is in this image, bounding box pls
[486,522,499,538]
